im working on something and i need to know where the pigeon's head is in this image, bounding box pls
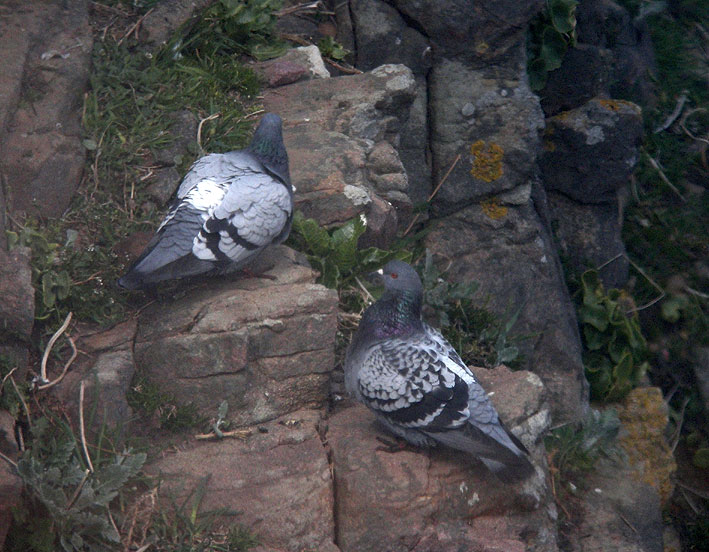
[371,260,423,295]
[249,113,290,185]
[250,113,284,152]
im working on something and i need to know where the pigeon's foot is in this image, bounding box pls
[375,435,413,453]
[239,267,277,281]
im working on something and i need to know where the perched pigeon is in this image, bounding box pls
[117,113,293,289]
[345,260,535,483]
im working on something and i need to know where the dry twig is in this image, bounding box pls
[194,428,253,440]
[117,7,154,45]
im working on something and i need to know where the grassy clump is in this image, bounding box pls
[545,408,622,500]
[127,376,206,432]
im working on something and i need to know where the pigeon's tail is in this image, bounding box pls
[117,255,220,290]
[426,422,536,484]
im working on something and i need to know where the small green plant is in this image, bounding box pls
[577,270,649,402]
[148,476,257,551]
[527,0,579,90]
[7,417,146,552]
[545,408,622,496]
[419,251,526,368]
[287,212,408,289]
[317,36,350,61]
[173,0,287,60]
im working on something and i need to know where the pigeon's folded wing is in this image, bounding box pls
[193,168,292,264]
[357,335,474,432]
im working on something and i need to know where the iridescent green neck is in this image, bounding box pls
[363,289,423,340]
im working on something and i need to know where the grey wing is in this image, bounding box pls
[192,170,292,265]
[357,335,473,432]
[423,324,520,447]
[176,154,229,198]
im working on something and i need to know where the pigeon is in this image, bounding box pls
[117,113,293,290]
[345,260,536,483]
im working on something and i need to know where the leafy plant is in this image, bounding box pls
[577,270,649,402]
[317,36,350,61]
[7,227,73,322]
[8,417,146,552]
[527,0,579,90]
[545,408,622,495]
[287,212,408,289]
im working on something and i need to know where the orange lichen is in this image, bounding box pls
[480,197,508,220]
[617,387,677,505]
[475,41,489,55]
[597,98,637,112]
[470,140,503,182]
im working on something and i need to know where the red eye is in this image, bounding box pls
[390,272,398,279]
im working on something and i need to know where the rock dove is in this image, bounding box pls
[117,113,293,289]
[345,260,536,483]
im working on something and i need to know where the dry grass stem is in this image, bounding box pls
[404,153,461,236]
[197,113,221,153]
[38,335,78,391]
[79,381,95,472]
[194,428,253,440]
[645,152,687,202]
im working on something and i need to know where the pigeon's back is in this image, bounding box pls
[117,113,293,290]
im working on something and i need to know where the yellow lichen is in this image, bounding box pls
[544,140,556,152]
[617,387,677,505]
[470,140,503,182]
[480,197,508,220]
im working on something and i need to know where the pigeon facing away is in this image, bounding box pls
[345,260,536,483]
[117,113,293,289]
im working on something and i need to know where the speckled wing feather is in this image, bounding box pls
[357,326,476,432]
[192,153,292,265]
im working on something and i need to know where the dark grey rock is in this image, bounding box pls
[540,44,613,116]
[385,0,544,65]
[548,191,629,289]
[426,203,589,423]
[351,0,431,76]
[564,458,664,552]
[145,166,181,204]
[575,0,657,106]
[429,57,545,213]
[540,98,643,204]
[153,109,199,167]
